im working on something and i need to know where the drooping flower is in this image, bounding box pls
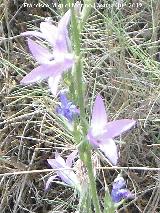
[111,175,134,203]
[45,150,80,191]
[87,95,136,165]
[20,10,74,96]
[56,92,80,122]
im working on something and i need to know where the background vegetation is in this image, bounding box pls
[0,0,160,212]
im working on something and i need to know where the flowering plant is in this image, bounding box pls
[19,4,137,213]
[87,95,136,165]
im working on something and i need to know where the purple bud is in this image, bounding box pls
[56,92,80,122]
[112,176,126,190]
[111,175,134,203]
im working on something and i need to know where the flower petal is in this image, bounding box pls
[54,152,66,167]
[40,22,58,45]
[58,10,71,31]
[56,93,80,122]
[47,158,77,186]
[99,138,118,165]
[56,10,71,53]
[66,150,78,167]
[47,159,73,185]
[20,64,58,85]
[45,175,57,191]
[54,33,70,54]
[90,95,108,137]
[112,175,126,190]
[20,65,48,84]
[59,92,69,106]
[60,170,78,186]
[47,158,62,169]
[111,188,134,203]
[87,130,100,148]
[48,74,61,96]
[103,119,136,139]
[53,52,74,65]
[20,55,74,85]
[27,38,53,64]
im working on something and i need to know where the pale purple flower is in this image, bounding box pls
[87,95,136,165]
[20,10,74,96]
[45,151,79,191]
[111,175,134,203]
[56,92,80,122]
[21,10,71,52]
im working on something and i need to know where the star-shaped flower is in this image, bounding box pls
[20,10,74,95]
[45,150,80,191]
[87,95,136,165]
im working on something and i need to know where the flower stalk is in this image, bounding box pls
[68,1,102,211]
[19,1,136,212]
[70,5,86,134]
[84,147,102,213]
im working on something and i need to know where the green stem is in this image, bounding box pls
[85,148,102,213]
[70,6,86,134]
[68,0,101,212]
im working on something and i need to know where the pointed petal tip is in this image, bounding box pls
[91,94,108,135]
[66,150,78,167]
[95,94,103,104]
[94,94,105,108]
[20,79,25,85]
[47,158,52,165]
[58,9,71,29]
[20,76,32,85]
[45,175,57,191]
[131,119,136,126]
[103,119,136,139]
[20,73,38,85]
[124,119,137,129]
[110,156,118,166]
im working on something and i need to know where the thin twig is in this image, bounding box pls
[0,166,159,178]
[97,166,160,171]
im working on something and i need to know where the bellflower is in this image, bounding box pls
[111,175,134,203]
[56,92,80,122]
[87,95,136,165]
[20,10,74,95]
[45,150,80,191]
[21,10,71,52]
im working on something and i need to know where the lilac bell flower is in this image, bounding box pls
[21,10,71,51]
[45,150,80,191]
[111,175,134,203]
[87,95,136,165]
[20,10,74,96]
[56,92,80,122]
